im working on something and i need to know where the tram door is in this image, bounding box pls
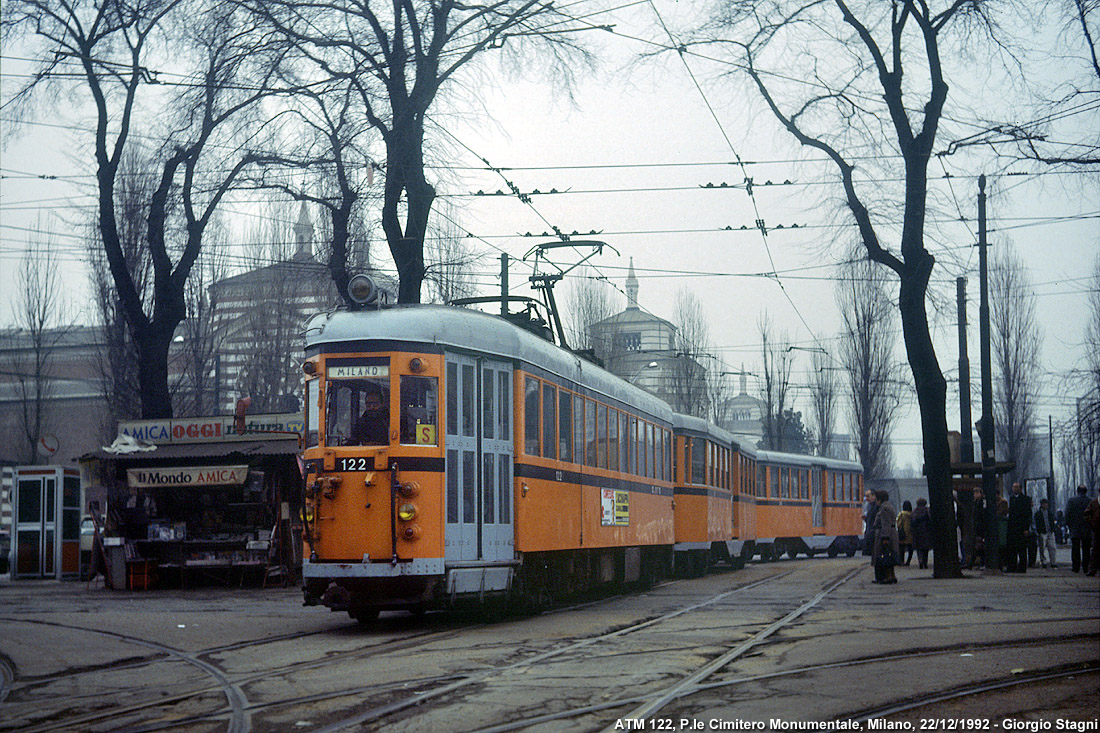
[811,466,824,529]
[444,355,515,564]
[13,467,81,579]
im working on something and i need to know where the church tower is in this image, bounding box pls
[626,257,639,309]
[293,201,314,259]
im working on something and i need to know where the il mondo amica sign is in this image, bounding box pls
[127,465,249,489]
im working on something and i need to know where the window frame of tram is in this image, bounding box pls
[324,358,391,447]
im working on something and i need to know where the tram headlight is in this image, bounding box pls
[397,503,418,521]
[399,481,420,498]
[347,274,379,305]
[302,505,315,522]
[409,357,425,373]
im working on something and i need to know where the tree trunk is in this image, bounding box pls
[899,255,962,578]
[382,127,433,304]
[135,324,176,419]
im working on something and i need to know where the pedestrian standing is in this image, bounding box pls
[911,497,933,569]
[863,489,879,559]
[1034,498,1057,568]
[971,491,986,569]
[1006,482,1032,573]
[872,490,900,584]
[997,494,1010,571]
[897,500,914,566]
[1085,495,1100,577]
[1065,485,1093,573]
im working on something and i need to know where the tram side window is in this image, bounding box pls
[327,377,390,446]
[447,363,459,436]
[690,439,705,485]
[619,412,629,473]
[457,365,474,438]
[657,428,665,481]
[400,376,438,445]
[607,409,620,470]
[643,422,652,479]
[305,378,319,448]
[559,390,573,463]
[585,398,598,467]
[597,403,608,469]
[524,377,540,456]
[499,372,511,439]
[542,384,557,460]
[482,370,495,440]
[631,418,641,476]
[573,394,585,467]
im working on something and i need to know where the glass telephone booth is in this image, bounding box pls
[13,466,81,579]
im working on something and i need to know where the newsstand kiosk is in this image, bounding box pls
[80,413,304,590]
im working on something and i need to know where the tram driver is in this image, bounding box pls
[350,388,390,445]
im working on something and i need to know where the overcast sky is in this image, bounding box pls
[1,0,1097,473]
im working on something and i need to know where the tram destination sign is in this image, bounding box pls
[127,465,249,488]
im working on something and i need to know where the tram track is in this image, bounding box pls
[2,618,477,733]
[289,570,797,732]
[462,634,1099,732]
[0,618,250,733]
[4,569,794,732]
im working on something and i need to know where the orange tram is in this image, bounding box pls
[300,302,863,620]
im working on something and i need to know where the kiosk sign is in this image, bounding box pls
[128,465,250,488]
[118,413,303,444]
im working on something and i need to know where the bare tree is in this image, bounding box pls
[1081,252,1100,490]
[758,315,794,452]
[424,203,482,304]
[87,149,155,428]
[227,209,313,414]
[7,231,69,463]
[670,290,712,417]
[247,81,377,305]
[5,0,285,418]
[703,0,1001,575]
[242,0,594,303]
[838,255,905,481]
[566,267,619,357]
[989,242,1044,485]
[999,0,1100,166]
[809,348,839,458]
[175,237,228,416]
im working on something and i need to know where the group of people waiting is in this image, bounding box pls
[863,490,934,584]
[862,483,1100,581]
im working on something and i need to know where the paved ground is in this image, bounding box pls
[0,558,1096,732]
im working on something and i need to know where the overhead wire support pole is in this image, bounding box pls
[977,174,1000,572]
[956,276,975,567]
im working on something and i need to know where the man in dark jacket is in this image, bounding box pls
[1006,482,1032,573]
[1065,485,1093,573]
[1034,498,1057,568]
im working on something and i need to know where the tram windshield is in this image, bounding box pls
[327,377,391,446]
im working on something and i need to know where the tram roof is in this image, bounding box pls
[305,305,676,422]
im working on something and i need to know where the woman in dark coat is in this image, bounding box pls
[872,490,900,584]
[910,497,933,569]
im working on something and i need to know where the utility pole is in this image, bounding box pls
[500,253,509,316]
[957,277,975,567]
[1048,415,1055,506]
[957,278,974,464]
[977,174,1000,572]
